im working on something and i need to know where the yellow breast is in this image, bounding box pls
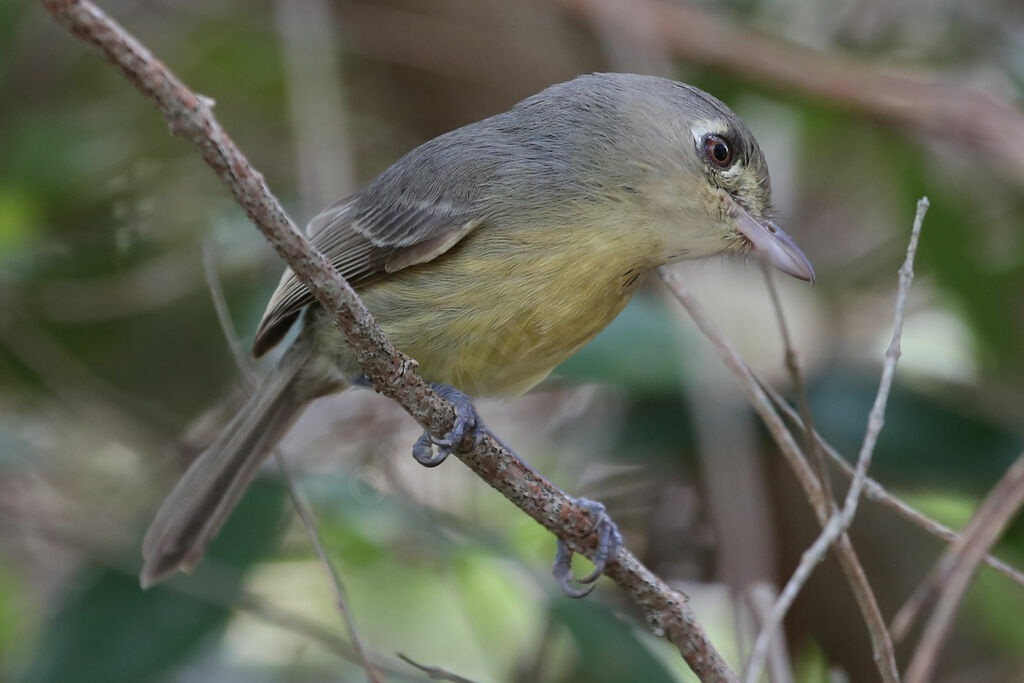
[357,222,654,397]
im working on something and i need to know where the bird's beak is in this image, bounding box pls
[730,203,815,283]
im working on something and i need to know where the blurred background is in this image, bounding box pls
[3,0,1024,681]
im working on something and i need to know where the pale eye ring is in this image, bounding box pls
[703,134,735,168]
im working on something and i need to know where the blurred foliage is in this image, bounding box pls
[3,0,1024,681]
[20,481,285,683]
[811,372,1023,494]
[558,295,688,395]
[549,599,677,683]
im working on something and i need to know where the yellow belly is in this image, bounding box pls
[352,225,652,397]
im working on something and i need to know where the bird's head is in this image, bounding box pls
[684,99,814,283]
[609,76,815,283]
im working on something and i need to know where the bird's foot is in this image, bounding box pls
[553,497,623,598]
[412,383,480,467]
[410,388,620,597]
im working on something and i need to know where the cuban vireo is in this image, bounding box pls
[141,72,814,591]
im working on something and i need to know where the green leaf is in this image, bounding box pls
[20,480,285,683]
[550,598,677,683]
[0,559,34,675]
[808,371,1023,494]
[0,185,38,259]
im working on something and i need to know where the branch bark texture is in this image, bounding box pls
[38,1,737,679]
[902,450,1024,683]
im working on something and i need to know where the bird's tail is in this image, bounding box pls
[141,338,328,588]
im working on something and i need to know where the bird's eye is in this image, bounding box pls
[703,134,734,168]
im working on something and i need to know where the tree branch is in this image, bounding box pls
[901,450,1024,683]
[658,268,899,683]
[757,376,1024,592]
[201,248,381,683]
[39,1,736,679]
[745,197,928,683]
[762,264,837,509]
[397,653,477,683]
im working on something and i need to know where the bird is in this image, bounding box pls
[140,72,813,593]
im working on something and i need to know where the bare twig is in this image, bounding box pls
[745,197,927,683]
[553,0,1024,184]
[658,268,899,683]
[758,377,1024,591]
[275,456,383,683]
[231,592,415,679]
[900,451,1024,683]
[745,582,795,683]
[397,653,477,683]
[200,244,260,385]
[40,2,736,679]
[853,197,928,496]
[762,264,834,507]
[201,247,381,683]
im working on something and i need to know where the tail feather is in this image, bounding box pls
[141,341,318,588]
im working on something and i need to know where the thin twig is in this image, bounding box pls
[744,198,926,682]
[896,451,1024,651]
[762,264,835,507]
[757,375,1024,591]
[397,653,477,683]
[232,593,415,679]
[658,268,899,683]
[40,3,737,679]
[903,451,1024,683]
[853,197,928,495]
[745,197,927,683]
[745,582,795,683]
[200,244,260,385]
[749,515,847,683]
[275,456,383,683]
[201,247,382,683]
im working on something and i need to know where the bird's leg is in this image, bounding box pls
[553,498,624,598]
[409,383,623,597]
[412,383,481,467]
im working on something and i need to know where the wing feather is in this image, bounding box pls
[252,192,482,356]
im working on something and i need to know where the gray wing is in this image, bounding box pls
[252,191,483,357]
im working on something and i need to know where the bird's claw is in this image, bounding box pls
[409,389,620,598]
[552,497,623,598]
[412,384,480,468]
